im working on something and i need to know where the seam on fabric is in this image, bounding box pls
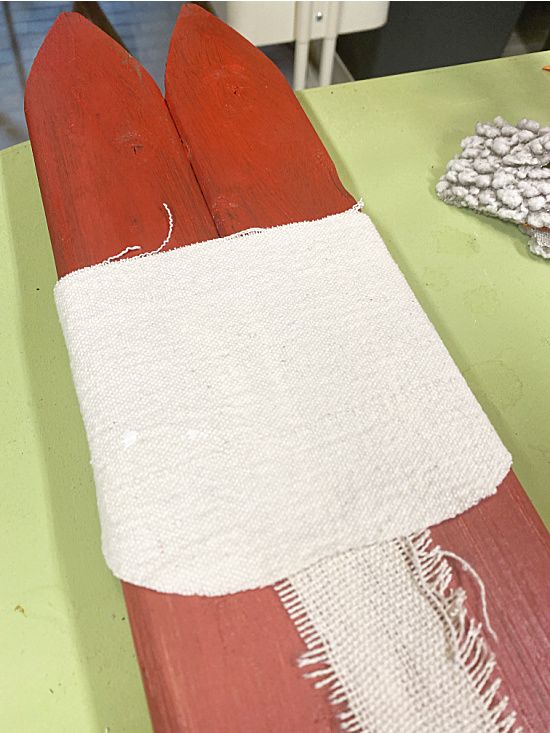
[55,199,364,285]
[275,531,523,733]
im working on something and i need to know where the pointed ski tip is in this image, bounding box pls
[171,2,226,41]
[26,11,154,118]
[27,12,101,103]
[179,3,211,20]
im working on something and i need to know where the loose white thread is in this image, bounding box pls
[148,202,174,256]
[104,202,174,263]
[403,535,463,659]
[66,200,368,278]
[105,245,141,263]
[225,226,267,239]
[399,535,519,730]
[440,549,497,641]
[276,532,522,733]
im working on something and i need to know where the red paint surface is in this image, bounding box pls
[26,6,550,732]
[431,473,550,731]
[25,12,217,273]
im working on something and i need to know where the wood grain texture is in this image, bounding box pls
[164,5,353,233]
[430,473,550,732]
[164,6,550,731]
[25,11,337,733]
[25,11,217,276]
[24,6,550,732]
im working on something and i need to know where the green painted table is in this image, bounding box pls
[2,50,549,732]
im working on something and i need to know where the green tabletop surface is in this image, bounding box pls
[2,50,550,732]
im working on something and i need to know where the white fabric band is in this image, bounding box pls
[278,534,521,733]
[54,206,510,596]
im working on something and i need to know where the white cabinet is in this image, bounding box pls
[211,1,389,89]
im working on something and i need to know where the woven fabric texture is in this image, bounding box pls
[278,534,521,733]
[54,207,510,595]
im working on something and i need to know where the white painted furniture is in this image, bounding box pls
[211,1,389,89]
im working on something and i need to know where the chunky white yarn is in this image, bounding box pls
[436,117,550,257]
[54,205,510,596]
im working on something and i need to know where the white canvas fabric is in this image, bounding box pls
[54,205,510,595]
[277,532,522,733]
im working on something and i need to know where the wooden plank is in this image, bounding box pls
[25,11,337,733]
[25,6,550,733]
[165,7,352,233]
[164,6,550,731]
[25,12,217,275]
[430,472,550,731]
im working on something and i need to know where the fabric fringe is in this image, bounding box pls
[275,530,523,733]
[275,579,362,730]
[94,199,366,272]
[398,532,522,733]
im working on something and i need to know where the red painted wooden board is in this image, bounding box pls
[165,9,550,728]
[25,6,550,732]
[25,12,336,733]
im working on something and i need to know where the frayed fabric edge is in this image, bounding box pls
[55,199,365,284]
[275,530,523,733]
[275,579,362,731]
